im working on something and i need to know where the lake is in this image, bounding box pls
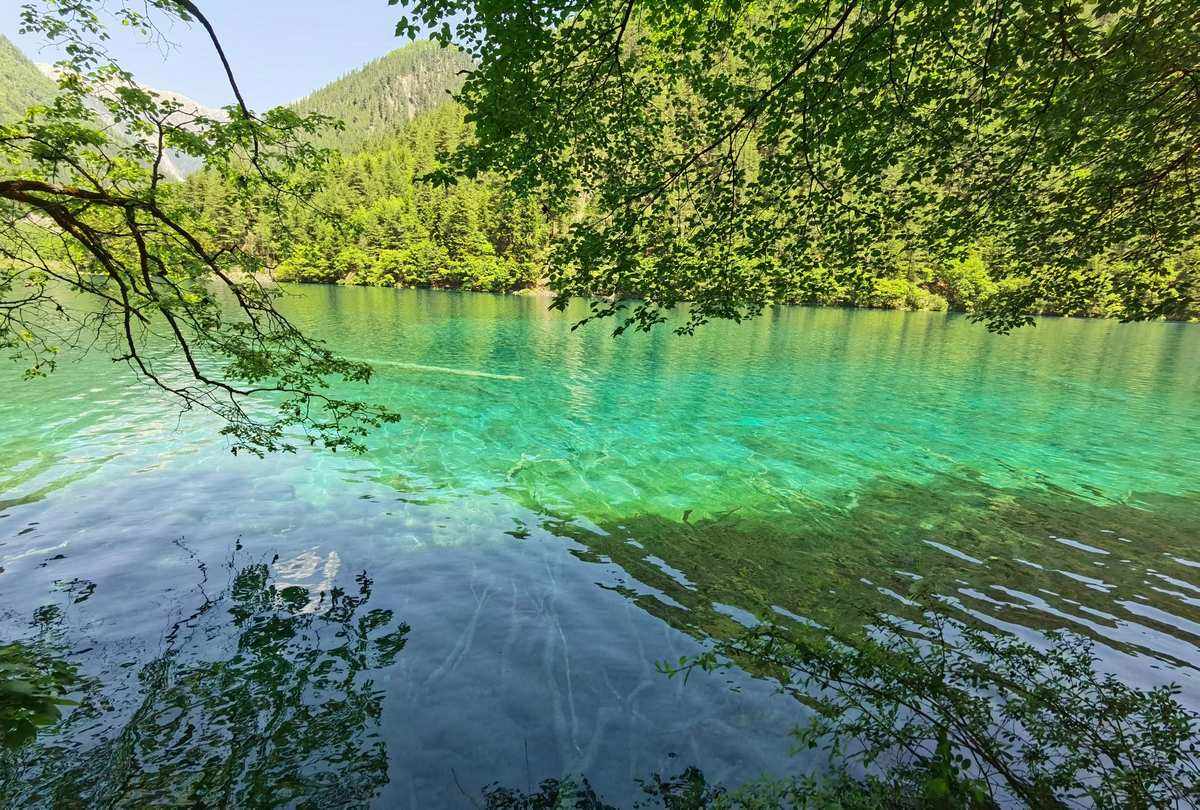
[2,286,1198,807]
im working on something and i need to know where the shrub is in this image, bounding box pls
[332,246,372,284]
[443,254,541,292]
[862,278,946,311]
[863,277,915,309]
[935,254,997,312]
[1112,249,1200,322]
[275,244,338,283]
[1164,250,1200,321]
[912,288,949,311]
[356,243,452,287]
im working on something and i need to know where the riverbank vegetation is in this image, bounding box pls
[171,28,1198,326]
[403,0,1199,334]
[183,88,1200,322]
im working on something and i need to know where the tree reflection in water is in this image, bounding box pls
[480,766,725,809]
[2,548,410,808]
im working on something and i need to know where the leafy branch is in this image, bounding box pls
[1,1,398,454]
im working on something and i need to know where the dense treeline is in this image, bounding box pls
[181,40,1198,322]
[408,0,1200,332]
[782,238,1200,321]
[182,102,551,293]
[188,106,1198,320]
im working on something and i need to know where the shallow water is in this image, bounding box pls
[1,287,1198,806]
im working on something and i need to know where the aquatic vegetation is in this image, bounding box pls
[541,478,1200,666]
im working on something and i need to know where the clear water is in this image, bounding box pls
[1,287,1198,807]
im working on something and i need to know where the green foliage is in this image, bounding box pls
[188,102,550,293]
[1161,250,1200,321]
[184,13,1199,322]
[1,1,399,454]
[471,582,1200,808]
[403,0,1200,334]
[1112,247,1200,323]
[934,254,997,313]
[863,278,946,312]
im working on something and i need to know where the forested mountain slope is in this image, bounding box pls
[184,40,545,292]
[184,102,549,293]
[293,41,472,152]
[0,34,56,121]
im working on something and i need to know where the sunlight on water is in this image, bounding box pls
[1,287,1197,806]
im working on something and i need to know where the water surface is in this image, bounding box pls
[2,288,1198,806]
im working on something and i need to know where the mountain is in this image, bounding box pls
[34,62,223,180]
[3,35,469,173]
[293,40,473,152]
[84,80,224,179]
[0,33,220,179]
[0,34,56,121]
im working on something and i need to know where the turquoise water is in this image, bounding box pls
[1,287,1199,806]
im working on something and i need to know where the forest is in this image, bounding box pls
[5,25,1194,323]
[0,34,56,121]
[182,101,551,294]
[174,39,1198,324]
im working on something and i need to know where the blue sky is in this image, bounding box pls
[2,1,429,109]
